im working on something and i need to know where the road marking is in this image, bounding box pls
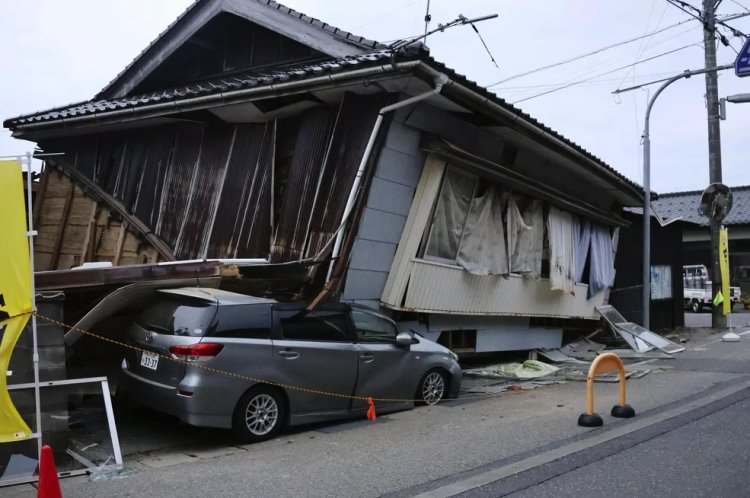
[412,379,750,498]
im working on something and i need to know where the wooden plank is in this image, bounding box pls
[113,221,129,266]
[380,154,445,307]
[49,183,76,270]
[80,202,99,262]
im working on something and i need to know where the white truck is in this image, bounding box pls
[683,264,740,312]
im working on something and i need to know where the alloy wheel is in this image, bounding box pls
[422,371,446,405]
[245,393,279,436]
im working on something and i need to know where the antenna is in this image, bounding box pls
[424,0,432,40]
[390,13,498,52]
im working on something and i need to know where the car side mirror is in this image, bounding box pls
[396,331,412,347]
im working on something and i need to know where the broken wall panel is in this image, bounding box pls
[270,107,337,262]
[305,93,387,258]
[32,170,161,271]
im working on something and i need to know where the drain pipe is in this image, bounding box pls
[325,72,450,282]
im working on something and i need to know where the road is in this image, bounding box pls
[683,309,750,328]
[4,327,750,497]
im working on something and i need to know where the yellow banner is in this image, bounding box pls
[0,160,32,319]
[720,227,730,315]
[0,314,32,442]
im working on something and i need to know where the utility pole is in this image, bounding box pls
[702,0,726,328]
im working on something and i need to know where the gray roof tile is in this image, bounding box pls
[651,186,750,226]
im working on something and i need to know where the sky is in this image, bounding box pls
[0,0,748,194]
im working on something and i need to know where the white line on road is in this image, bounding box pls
[412,379,750,498]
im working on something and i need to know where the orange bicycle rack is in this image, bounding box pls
[578,352,636,427]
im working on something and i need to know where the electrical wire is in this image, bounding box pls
[730,0,750,12]
[486,18,693,88]
[510,43,698,104]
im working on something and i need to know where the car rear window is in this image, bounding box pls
[137,298,216,337]
[206,304,272,339]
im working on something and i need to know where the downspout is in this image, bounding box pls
[325,71,450,282]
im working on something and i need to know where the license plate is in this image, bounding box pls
[140,351,159,370]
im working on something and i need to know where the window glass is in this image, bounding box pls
[207,304,272,339]
[351,310,397,343]
[137,298,216,337]
[278,310,350,342]
[424,167,477,262]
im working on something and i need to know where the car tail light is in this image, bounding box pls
[169,343,223,362]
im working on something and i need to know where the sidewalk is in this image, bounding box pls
[4,327,750,498]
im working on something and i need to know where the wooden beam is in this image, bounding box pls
[49,184,76,270]
[113,221,129,266]
[32,167,50,228]
[80,202,99,262]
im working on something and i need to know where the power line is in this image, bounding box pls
[486,19,693,88]
[510,43,698,104]
[729,0,750,11]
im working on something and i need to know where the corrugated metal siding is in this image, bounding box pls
[270,108,336,262]
[402,260,605,319]
[173,126,235,259]
[40,94,389,266]
[155,124,206,249]
[207,122,275,258]
[304,93,386,258]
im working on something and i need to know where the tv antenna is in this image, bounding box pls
[390,13,498,53]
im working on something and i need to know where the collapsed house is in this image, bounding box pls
[4,0,645,359]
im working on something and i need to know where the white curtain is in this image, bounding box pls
[573,216,591,283]
[547,206,576,294]
[588,223,615,296]
[510,198,544,278]
[425,169,475,261]
[456,187,509,276]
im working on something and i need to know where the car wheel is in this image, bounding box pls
[232,386,286,443]
[416,369,447,406]
[691,300,702,313]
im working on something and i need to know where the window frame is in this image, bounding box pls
[272,304,354,343]
[349,307,399,344]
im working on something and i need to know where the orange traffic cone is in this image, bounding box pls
[366,397,377,422]
[37,445,62,498]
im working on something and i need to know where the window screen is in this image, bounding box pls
[278,310,350,342]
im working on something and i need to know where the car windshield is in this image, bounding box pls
[137,298,216,337]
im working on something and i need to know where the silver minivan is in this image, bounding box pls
[119,288,461,442]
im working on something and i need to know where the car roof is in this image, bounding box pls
[157,287,277,306]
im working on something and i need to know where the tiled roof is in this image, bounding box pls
[4,50,398,127]
[650,185,750,226]
[4,54,643,199]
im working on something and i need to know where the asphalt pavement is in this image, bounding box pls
[4,326,750,497]
[683,308,750,328]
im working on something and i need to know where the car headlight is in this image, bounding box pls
[448,351,459,362]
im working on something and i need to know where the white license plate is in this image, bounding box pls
[140,351,159,370]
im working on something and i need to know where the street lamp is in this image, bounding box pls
[720,93,750,120]
[614,64,731,330]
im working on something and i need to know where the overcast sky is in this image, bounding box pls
[1,0,748,193]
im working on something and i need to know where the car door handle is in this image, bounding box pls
[359,354,374,363]
[278,350,300,359]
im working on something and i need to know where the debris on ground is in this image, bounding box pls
[464,360,560,379]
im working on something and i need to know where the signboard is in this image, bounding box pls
[736,35,750,78]
[720,227,730,316]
